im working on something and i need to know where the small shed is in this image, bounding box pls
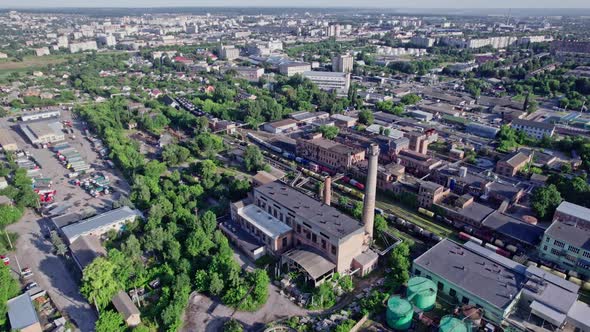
[112,291,141,327]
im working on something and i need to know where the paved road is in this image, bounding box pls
[6,211,97,331]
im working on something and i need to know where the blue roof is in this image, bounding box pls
[7,294,40,330]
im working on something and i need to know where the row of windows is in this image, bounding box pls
[414,269,479,308]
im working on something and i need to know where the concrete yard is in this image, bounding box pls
[1,110,131,331]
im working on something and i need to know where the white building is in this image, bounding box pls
[59,206,143,244]
[511,119,555,139]
[69,41,98,53]
[332,54,354,73]
[303,71,350,96]
[35,47,50,57]
[279,62,311,77]
[97,35,116,48]
[411,36,436,48]
[219,45,240,60]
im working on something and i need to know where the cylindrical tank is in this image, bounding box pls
[386,296,413,330]
[406,277,437,311]
[439,316,467,332]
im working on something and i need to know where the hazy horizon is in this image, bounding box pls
[3,0,590,9]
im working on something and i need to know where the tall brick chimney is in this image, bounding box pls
[362,144,380,239]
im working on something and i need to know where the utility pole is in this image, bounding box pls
[4,230,22,273]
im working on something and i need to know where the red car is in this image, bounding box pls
[1,255,10,266]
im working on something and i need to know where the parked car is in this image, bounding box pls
[21,267,31,274]
[25,282,38,290]
[1,255,9,266]
[21,271,34,279]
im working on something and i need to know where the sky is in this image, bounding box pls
[4,0,590,9]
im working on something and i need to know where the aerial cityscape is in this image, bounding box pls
[0,3,590,332]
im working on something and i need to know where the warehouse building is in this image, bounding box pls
[495,151,532,177]
[413,239,589,330]
[0,129,18,151]
[20,109,61,122]
[7,294,42,332]
[20,121,65,146]
[112,291,141,327]
[59,206,143,244]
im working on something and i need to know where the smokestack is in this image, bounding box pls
[362,144,380,240]
[323,176,332,206]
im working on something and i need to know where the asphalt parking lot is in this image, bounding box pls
[2,110,131,331]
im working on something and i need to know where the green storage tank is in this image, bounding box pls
[386,296,413,330]
[406,276,437,311]
[439,316,468,332]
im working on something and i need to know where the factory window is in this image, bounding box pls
[321,239,326,249]
[437,282,444,290]
[414,269,421,276]
[331,245,336,255]
[569,246,580,254]
[545,236,550,243]
[449,289,456,297]
[312,233,317,243]
[554,240,565,248]
[583,251,590,259]
[462,296,469,305]
[297,224,301,233]
[282,237,288,248]
[551,248,561,256]
[543,245,547,251]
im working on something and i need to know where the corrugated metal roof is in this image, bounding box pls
[7,294,40,330]
[61,206,142,242]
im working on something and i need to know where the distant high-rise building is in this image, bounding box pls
[326,24,341,37]
[218,45,240,61]
[332,54,354,73]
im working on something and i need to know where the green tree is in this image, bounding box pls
[388,242,411,287]
[209,272,225,296]
[243,145,265,172]
[0,205,23,228]
[223,319,244,332]
[317,125,339,140]
[400,93,422,105]
[358,110,374,125]
[0,265,20,327]
[531,184,563,220]
[335,319,356,332]
[80,257,121,310]
[50,230,67,256]
[95,310,124,332]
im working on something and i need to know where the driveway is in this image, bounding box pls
[6,210,97,331]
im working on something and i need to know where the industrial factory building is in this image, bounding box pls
[413,239,590,331]
[224,144,381,286]
[296,135,366,171]
[19,121,65,146]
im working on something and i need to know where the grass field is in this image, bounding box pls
[0,54,83,79]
